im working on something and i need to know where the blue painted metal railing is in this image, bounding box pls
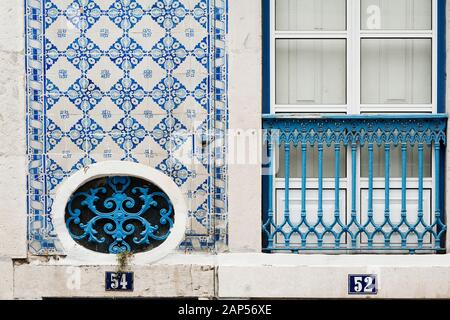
[263,114,447,253]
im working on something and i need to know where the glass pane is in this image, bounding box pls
[276,39,347,105]
[277,143,347,178]
[361,0,432,30]
[361,144,432,178]
[361,39,431,104]
[276,0,346,31]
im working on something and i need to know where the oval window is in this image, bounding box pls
[65,176,175,254]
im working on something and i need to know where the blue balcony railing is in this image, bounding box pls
[262,114,447,253]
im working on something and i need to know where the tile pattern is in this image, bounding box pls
[25,0,228,254]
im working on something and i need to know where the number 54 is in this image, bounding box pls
[110,273,128,290]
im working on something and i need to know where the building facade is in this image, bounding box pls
[0,0,449,299]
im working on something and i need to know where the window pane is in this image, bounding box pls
[361,0,432,30]
[361,144,432,178]
[361,39,431,104]
[276,0,346,31]
[276,39,346,105]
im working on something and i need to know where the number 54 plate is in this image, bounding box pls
[348,274,378,295]
[105,272,134,291]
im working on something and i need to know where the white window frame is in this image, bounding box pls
[269,0,438,114]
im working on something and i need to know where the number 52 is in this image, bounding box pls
[349,275,377,294]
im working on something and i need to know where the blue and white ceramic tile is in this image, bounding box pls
[25,0,228,254]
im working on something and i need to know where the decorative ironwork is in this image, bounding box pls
[65,176,174,254]
[262,114,448,253]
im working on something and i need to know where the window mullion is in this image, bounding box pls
[352,0,360,115]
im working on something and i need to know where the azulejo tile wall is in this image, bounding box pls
[25,0,228,254]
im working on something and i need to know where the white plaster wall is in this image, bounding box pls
[0,0,27,258]
[227,0,262,252]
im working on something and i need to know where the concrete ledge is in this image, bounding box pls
[7,253,450,299]
[13,254,216,299]
[217,254,450,299]
[218,253,450,267]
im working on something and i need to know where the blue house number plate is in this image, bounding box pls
[105,272,134,291]
[348,274,378,295]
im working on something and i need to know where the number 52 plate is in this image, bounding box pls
[348,274,378,295]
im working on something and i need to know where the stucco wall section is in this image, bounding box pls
[227,0,262,252]
[0,0,27,258]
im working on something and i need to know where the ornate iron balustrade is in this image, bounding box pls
[262,114,448,253]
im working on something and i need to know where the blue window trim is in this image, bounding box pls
[438,0,447,114]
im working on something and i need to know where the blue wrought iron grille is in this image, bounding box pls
[65,176,174,254]
[262,115,447,253]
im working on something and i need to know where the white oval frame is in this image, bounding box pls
[53,161,187,265]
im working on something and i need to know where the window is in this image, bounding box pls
[263,0,445,252]
[271,0,436,113]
